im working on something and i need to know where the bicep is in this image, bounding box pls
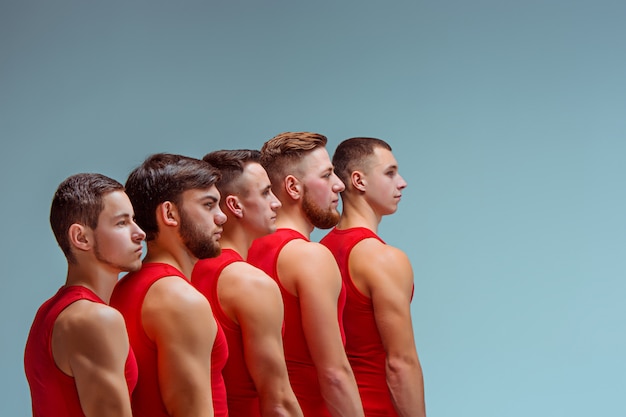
[368,252,418,357]
[296,250,347,367]
[144,279,217,416]
[238,282,291,393]
[68,310,133,417]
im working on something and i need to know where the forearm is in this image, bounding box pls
[82,397,133,417]
[258,386,304,417]
[386,358,426,417]
[318,366,364,417]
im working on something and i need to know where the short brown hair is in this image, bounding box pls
[260,132,327,189]
[203,149,261,198]
[50,173,125,263]
[125,153,220,241]
[332,137,392,186]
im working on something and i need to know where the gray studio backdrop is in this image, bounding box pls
[2,1,625,416]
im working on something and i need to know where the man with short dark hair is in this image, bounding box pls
[192,149,303,417]
[25,173,146,417]
[321,137,426,417]
[111,153,229,417]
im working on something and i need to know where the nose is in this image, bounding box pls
[398,174,408,190]
[270,191,282,210]
[332,174,345,193]
[215,208,228,226]
[133,222,146,242]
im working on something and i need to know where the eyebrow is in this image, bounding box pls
[199,195,219,203]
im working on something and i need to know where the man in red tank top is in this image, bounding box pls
[192,149,303,417]
[247,132,364,417]
[25,173,146,417]
[110,153,229,417]
[321,138,426,417]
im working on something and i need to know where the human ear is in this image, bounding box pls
[68,224,91,252]
[225,195,243,218]
[285,175,302,200]
[351,171,367,192]
[158,201,179,226]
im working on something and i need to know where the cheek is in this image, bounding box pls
[308,181,329,198]
[96,230,126,254]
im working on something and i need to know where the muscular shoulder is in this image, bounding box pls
[145,275,208,310]
[280,239,337,269]
[56,300,126,337]
[351,239,413,294]
[220,262,280,297]
[53,301,128,375]
[143,276,214,339]
[278,239,342,297]
[218,262,284,326]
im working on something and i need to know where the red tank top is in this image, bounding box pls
[321,227,415,416]
[248,229,346,417]
[192,249,262,417]
[111,263,229,417]
[24,285,138,417]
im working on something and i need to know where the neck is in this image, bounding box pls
[65,263,118,304]
[275,208,313,239]
[143,239,197,280]
[336,198,381,233]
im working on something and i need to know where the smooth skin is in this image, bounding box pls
[338,146,425,417]
[52,190,145,417]
[274,147,364,417]
[141,187,226,417]
[216,161,302,417]
[218,263,302,417]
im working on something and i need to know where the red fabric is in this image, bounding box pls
[25,285,138,417]
[111,263,228,417]
[192,249,261,417]
[321,227,414,416]
[248,229,346,417]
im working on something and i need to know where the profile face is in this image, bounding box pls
[238,162,281,237]
[363,147,407,216]
[92,190,146,272]
[178,186,227,259]
[299,147,345,229]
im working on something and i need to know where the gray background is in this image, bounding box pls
[2,1,625,416]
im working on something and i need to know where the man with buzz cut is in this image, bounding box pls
[192,149,303,417]
[321,137,426,417]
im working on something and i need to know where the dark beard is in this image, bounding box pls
[179,207,221,259]
[302,188,340,230]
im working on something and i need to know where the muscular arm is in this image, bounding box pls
[143,276,216,417]
[280,241,364,417]
[220,263,303,417]
[52,301,133,417]
[351,240,426,417]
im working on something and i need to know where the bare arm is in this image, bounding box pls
[281,241,364,417]
[52,301,133,417]
[220,263,303,417]
[143,276,216,417]
[352,240,426,417]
